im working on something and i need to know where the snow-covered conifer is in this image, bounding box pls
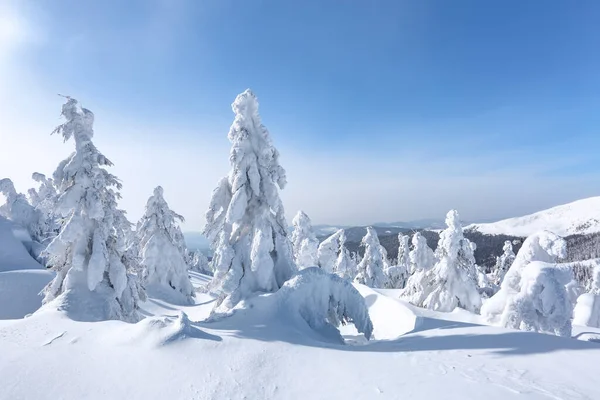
[401,232,436,305]
[42,97,141,322]
[27,172,59,242]
[0,178,42,241]
[137,186,194,304]
[354,227,389,288]
[317,229,344,273]
[204,89,295,310]
[419,210,481,313]
[291,210,319,269]
[501,261,573,337]
[384,234,410,289]
[188,250,212,275]
[493,241,516,285]
[573,264,600,328]
[334,230,357,280]
[481,231,566,324]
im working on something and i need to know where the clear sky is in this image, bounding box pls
[1,0,599,230]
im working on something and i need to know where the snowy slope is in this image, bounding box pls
[467,196,600,237]
[2,273,600,399]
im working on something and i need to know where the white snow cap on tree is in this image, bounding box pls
[204,89,295,310]
[138,186,194,304]
[501,261,573,337]
[493,240,516,285]
[291,210,319,269]
[317,229,344,273]
[418,210,482,313]
[42,97,141,322]
[354,227,389,289]
[481,230,566,324]
[573,264,600,328]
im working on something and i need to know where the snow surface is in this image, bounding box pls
[467,196,600,237]
[3,268,600,399]
[0,216,43,272]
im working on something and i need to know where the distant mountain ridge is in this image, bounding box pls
[466,197,600,237]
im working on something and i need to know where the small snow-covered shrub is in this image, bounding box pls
[573,264,600,328]
[278,267,373,341]
[501,261,573,337]
[482,231,566,323]
[137,186,194,304]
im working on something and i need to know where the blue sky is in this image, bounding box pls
[1,0,599,229]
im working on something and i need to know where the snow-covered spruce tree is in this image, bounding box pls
[334,230,357,280]
[493,240,516,285]
[188,250,212,275]
[42,97,141,322]
[354,227,389,288]
[573,264,600,328]
[419,210,481,313]
[137,186,194,304]
[501,261,573,337]
[401,231,436,305]
[384,233,409,289]
[204,89,295,310]
[481,230,566,324]
[317,229,344,273]
[27,172,59,242]
[0,178,42,241]
[291,210,319,269]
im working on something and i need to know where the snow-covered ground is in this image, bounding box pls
[467,197,600,237]
[2,271,600,400]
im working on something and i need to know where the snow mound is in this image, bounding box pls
[208,268,373,344]
[0,216,43,272]
[353,286,417,340]
[0,269,55,319]
[119,311,220,347]
[467,196,600,236]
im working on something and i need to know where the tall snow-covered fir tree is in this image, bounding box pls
[137,186,194,304]
[42,97,142,322]
[493,240,516,285]
[291,210,319,269]
[355,227,389,288]
[204,89,296,310]
[419,210,481,313]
